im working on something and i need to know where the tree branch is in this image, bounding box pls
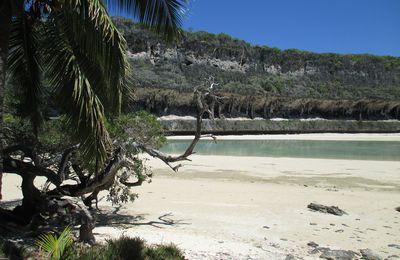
[3,156,61,186]
[131,88,218,171]
[3,144,40,166]
[57,144,79,181]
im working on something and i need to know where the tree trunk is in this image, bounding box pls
[0,50,4,201]
[13,175,42,222]
[0,13,11,201]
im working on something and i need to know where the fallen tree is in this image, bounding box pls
[0,87,221,243]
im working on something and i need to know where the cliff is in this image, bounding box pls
[114,17,400,121]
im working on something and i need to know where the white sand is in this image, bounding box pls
[2,134,400,259]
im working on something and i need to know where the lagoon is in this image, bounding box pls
[161,139,400,161]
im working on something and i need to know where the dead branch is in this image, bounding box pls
[131,88,218,171]
[57,144,79,181]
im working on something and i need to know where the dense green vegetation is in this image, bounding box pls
[1,234,184,260]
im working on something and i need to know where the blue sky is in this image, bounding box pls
[109,0,400,57]
[182,0,400,57]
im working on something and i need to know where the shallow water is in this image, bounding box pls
[161,139,400,161]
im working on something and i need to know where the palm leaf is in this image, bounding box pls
[36,226,73,260]
[61,0,132,115]
[7,14,44,136]
[105,0,189,40]
[41,19,111,166]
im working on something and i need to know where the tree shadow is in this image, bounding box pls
[96,207,191,229]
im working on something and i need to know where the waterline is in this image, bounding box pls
[161,139,400,161]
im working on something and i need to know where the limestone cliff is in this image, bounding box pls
[114,17,400,120]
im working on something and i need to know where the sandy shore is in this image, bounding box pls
[2,134,400,259]
[167,133,400,141]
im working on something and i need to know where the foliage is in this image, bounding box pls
[62,236,184,260]
[3,0,188,176]
[113,17,400,101]
[36,226,74,260]
[106,111,165,205]
[3,111,163,206]
[144,244,184,260]
[107,111,167,149]
[1,235,185,260]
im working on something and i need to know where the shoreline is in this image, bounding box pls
[166,133,400,141]
[2,135,400,259]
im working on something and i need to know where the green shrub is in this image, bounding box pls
[105,236,146,260]
[144,244,185,260]
[64,236,184,260]
[107,111,167,149]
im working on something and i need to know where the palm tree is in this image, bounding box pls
[0,0,188,199]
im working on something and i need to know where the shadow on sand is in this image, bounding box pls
[96,206,191,229]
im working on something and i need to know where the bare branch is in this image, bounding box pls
[57,144,79,181]
[3,144,41,166]
[131,87,219,171]
[3,157,61,186]
[50,148,131,197]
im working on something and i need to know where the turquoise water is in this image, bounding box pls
[160,139,400,161]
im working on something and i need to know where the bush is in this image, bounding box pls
[144,244,185,260]
[105,236,146,260]
[62,236,185,260]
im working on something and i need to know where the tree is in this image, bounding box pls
[0,0,196,242]
[0,0,186,201]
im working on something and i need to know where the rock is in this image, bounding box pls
[263,225,270,229]
[360,249,382,260]
[395,207,400,212]
[388,244,400,250]
[308,241,319,248]
[320,249,358,260]
[310,247,330,255]
[285,254,296,260]
[307,203,347,216]
[310,222,318,225]
[387,255,400,259]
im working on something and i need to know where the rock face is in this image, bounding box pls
[115,17,400,100]
[114,17,400,120]
[160,118,400,135]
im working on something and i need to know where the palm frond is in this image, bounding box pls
[41,19,111,166]
[105,0,188,40]
[61,0,132,115]
[7,15,44,135]
[36,226,73,260]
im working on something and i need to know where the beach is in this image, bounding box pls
[2,134,400,259]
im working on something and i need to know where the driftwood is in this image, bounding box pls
[307,203,347,216]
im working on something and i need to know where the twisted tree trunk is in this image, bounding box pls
[0,49,4,201]
[0,8,12,201]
